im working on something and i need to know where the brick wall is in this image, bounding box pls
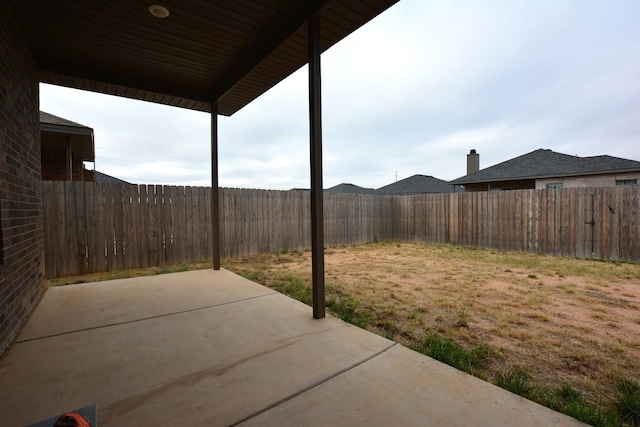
[464,179,535,192]
[41,149,68,180]
[41,131,87,181]
[0,2,46,356]
[41,149,85,181]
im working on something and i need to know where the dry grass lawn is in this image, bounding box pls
[223,242,640,409]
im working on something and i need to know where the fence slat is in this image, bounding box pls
[629,186,639,260]
[41,182,640,278]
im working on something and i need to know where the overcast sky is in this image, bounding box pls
[40,0,640,190]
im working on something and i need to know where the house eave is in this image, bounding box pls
[41,123,94,137]
[451,169,640,185]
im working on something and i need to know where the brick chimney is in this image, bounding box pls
[467,149,479,175]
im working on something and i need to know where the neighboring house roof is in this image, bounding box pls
[451,149,640,185]
[40,111,95,162]
[40,111,92,133]
[325,183,376,194]
[93,171,131,185]
[376,174,457,195]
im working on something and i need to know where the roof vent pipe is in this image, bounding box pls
[467,149,479,175]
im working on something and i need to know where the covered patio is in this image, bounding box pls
[0,1,587,424]
[13,0,410,323]
[0,270,583,425]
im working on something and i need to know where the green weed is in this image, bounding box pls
[495,368,536,399]
[547,385,614,427]
[156,265,171,275]
[270,273,312,306]
[240,269,266,284]
[328,297,369,329]
[408,309,424,322]
[409,334,494,376]
[613,378,640,426]
[494,374,621,427]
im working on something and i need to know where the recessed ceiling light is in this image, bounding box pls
[148,4,170,19]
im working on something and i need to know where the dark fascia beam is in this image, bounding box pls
[40,124,93,136]
[37,58,212,107]
[213,0,331,102]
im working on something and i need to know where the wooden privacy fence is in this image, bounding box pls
[42,182,212,279]
[42,182,639,278]
[393,187,639,260]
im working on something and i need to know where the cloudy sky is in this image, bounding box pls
[40,0,640,190]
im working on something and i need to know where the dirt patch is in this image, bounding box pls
[224,242,640,405]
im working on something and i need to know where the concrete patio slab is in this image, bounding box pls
[0,269,585,426]
[18,269,274,340]
[241,344,579,427]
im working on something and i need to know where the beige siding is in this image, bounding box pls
[536,172,640,189]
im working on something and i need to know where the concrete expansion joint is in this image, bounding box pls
[15,291,279,344]
[230,341,398,426]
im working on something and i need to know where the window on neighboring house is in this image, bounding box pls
[616,179,637,186]
[546,183,563,189]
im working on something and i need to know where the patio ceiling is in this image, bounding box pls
[16,0,397,116]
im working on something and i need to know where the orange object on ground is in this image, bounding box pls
[53,412,92,427]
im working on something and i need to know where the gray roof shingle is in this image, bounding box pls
[94,171,130,184]
[40,111,93,135]
[376,175,457,195]
[325,183,376,194]
[451,149,640,184]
